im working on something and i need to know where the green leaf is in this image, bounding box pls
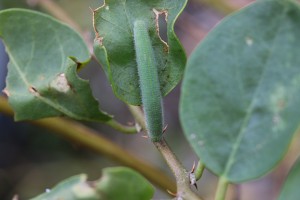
[96,167,154,200]
[31,167,154,200]
[31,174,100,200]
[93,0,187,105]
[0,8,111,122]
[180,0,300,183]
[278,157,300,200]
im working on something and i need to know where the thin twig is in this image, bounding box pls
[104,119,137,134]
[127,105,146,129]
[0,95,176,193]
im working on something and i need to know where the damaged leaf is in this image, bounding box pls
[93,0,187,105]
[31,167,154,200]
[0,8,111,121]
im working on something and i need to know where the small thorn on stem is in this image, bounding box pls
[135,123,142,132]
[167,190,185,200]
[189,161,198,189]
[163,124,168,134]
[167,189,177,197]
[191,161,196,173]
[141,134,149,139]
[193,183,198,190]
[2,88,10,97]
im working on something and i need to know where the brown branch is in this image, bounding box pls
[0,96,176,193]
[128,105,203,200]
[155,139,203,200]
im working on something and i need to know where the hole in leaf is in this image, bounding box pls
[158,12,168,42]
[153,9,169,52]
[50,73,70,93]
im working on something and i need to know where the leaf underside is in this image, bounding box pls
[180,0,300,183]
[93,0,187,105]
[0,8,111,122]
[31,167,154,200]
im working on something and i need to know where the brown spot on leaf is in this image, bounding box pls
[29,86,40,96]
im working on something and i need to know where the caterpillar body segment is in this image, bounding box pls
[133,20,164,142]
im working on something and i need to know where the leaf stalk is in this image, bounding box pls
[215,176,229,200]
[104,119,137,134]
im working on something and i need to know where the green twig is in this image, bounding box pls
[215,177,229,200]
[195,161,205,181]
[104,119,137,134]
[0,95,176,193]
[127,105,146,130]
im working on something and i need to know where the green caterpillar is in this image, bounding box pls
[133,20,164,142]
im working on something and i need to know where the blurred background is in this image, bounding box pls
[0,0,300,199]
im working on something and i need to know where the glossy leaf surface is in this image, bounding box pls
[0,9,111,121]
[93,0,187,105]
[31,167,154,200]
[180,0,300,182]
